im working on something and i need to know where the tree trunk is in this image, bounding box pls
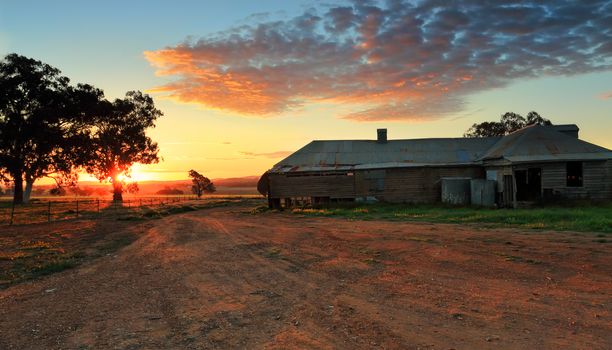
[23,179,34,204]
[12,170,24,205]
[112,180,123,202]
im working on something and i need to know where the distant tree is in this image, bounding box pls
[84,91,162,201]
[69,186,95,197]
[463,121,507,138]
[156,186,184,195]
[49,186,67,196]
[0,186,4,196]
[464,111,552,137]
[189,170,215,198]
[0,53,103,205]
[526,111,552,126]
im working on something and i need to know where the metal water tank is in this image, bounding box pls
[441,177,471,205]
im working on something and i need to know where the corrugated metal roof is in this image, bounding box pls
[479,125,612,162]
[268,125,612,174]
[272,137,500,172]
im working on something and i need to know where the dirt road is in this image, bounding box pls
[1,206,610,349]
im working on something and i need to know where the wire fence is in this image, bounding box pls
[0,196,199,226]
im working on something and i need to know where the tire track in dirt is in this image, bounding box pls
[0,206,610,349]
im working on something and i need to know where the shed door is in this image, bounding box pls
[503,175,514,207]
[515,168,542,201]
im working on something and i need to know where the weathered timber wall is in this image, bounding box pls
[269,166,484,203]
[528,161,612,200]
[382,167,484,203]
[269,174,355,198]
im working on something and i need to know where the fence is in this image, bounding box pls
[0,196,198,226]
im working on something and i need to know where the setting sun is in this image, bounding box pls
[126,164,151,182]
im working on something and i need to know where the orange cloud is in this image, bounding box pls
[239,151,292,158]
[597,91,612,100]
[145,1,612,121]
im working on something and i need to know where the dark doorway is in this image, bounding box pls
[515,168,542,201]
[503,175,514,207]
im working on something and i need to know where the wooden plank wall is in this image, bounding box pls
[269,174,355,198]
[606,160,612,199]
[383,166,484,203]
[268,161,612,202]
[539,161,612,200]
[270,166,485,203]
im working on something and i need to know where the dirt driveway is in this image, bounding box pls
[1,206,610,349]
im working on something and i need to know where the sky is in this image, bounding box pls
[1,0,611,182]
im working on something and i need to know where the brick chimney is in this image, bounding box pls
[377,128,387,143]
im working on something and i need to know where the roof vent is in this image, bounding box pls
[552,124,579,139]
[377,128,387,143]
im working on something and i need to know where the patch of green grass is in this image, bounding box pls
[32,258,79,276]
[18,240,54,250]
[363,257,380,265]
[492,252,542,264]
[263,247,282,259]
[406,236,437,243]
[249,205,270,214]
[99,236,136,253]
[6,251,85,280]
[290,203,612,233]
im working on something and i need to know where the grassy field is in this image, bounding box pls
[290,203,612,234]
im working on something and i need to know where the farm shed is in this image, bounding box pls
[480,124,612,207]
[258,125,612,208]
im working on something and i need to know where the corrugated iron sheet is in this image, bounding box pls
[272,137,500,172]
[268,125,612,174]
[480,125,612,162]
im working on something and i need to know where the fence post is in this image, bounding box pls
[9,201,15,226]
[127,199,130,208]
[76,200,79,218]
[48,201,51,222]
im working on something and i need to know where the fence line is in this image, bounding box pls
[1,196,199,226]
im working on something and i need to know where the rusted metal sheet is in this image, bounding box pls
[272,137,500,173]
[481,125,612,163]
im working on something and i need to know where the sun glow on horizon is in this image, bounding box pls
[126,164,153,182]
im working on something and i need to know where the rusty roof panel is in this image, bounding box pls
[268,125,612,174]
[480,125,611,162]
[273,137,500,171]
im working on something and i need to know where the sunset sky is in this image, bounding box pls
[1,0,611,182]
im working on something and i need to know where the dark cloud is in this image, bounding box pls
[145,0,612,121]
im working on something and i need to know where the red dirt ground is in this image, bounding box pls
[1,205,610,349]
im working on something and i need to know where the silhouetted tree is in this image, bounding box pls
[464,111,552,137]
[156,186,184,195]
[189,170,215,198]
[84,91,161,201]
[526,111,552,126]
[49,186,67,196]
[69,186,96,197]
[0,53,102,204]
